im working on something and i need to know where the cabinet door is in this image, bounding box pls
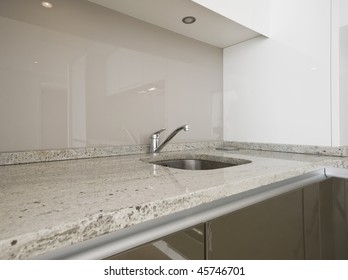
[319,178,348,259]
[206,189,305,260]
[303,178,348,259]
[162,224,205,260]
[105,224,204,260]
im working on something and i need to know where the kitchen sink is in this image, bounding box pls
[144,155,251,170]
[153,159,235,170]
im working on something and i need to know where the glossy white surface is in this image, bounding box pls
[223,0,332,146]
[340,0,348,26]
[0,148,343,259]
[87,0,261,48]
[330,0,348,146]
[340,25,348,145]
[0,0,222,152]
[331,0,340,147]
[192,0,270,36]
[339,0,348,145]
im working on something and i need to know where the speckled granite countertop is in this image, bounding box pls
[0,148,347,259]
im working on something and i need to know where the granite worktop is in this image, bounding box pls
[1,148,347,259]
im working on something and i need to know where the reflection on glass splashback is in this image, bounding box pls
[0,0,222,152]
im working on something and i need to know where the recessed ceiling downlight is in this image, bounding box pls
[182,16,196,24]
[41,1,53,8]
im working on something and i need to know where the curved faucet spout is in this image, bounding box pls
[150,125,190,153]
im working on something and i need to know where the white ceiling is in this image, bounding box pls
[87,0,260,48]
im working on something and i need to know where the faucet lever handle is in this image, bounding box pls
[151,128,166,138]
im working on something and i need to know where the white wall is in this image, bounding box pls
[223,0,332,146]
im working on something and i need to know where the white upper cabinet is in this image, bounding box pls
[192,0,270,37]
[223,0,333,147]
[87,0,266,48]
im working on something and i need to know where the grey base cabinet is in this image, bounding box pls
[207,178,348,260]
[316,178,348,259]
[106,178,348,260]
[206,188,305,259]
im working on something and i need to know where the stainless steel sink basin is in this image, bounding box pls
[153,159,235,170]
[144,155,251,170]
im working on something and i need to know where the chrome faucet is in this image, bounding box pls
[150,124,190,153]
